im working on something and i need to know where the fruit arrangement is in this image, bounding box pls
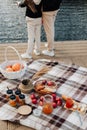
[62,94,87,114]
[34,79,57,95]
[5,63,24,72]
[0,46,27,79]
[30,93,63,109]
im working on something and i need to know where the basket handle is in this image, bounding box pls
[5,46,21,61]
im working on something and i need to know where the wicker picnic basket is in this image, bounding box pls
[0,46,27,79]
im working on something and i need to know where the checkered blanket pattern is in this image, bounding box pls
[0,59,87,130]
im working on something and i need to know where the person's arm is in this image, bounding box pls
[16,1,26,7]
[33,0,41,5]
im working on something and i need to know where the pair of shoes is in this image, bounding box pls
[21,53,32,59]
[34,49,41,56]
[42,50,55,57]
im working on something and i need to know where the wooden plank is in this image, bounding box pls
[15,126,34,130]
[71,56,87,68]
[0,41,87,63]
[0,121,7,130]
[7,121,20,130]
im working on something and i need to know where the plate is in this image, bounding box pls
[17,105,32,115]
[34,79,57,95]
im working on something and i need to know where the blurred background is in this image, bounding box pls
[0,0,87,43]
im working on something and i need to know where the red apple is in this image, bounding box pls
[57,100,62,106]
[39,101,44,106]
[56,97,62,102]
[52,102,57,108]
[32,98,37,104]
[30,94,36,99]
[52,93,56,101]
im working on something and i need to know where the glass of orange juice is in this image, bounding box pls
[42,94,53,114]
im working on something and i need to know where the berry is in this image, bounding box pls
[47,81,54,86]
[42,80,47,85]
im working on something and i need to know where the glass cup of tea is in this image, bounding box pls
[42,94,53,114]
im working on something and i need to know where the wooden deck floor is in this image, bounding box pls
[0,40,87,130]
[0,40,87,67]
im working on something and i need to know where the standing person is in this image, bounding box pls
[16,0,42,59]
[42,0,62,56]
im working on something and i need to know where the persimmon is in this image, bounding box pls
[6,67,13,72]
[12,63,21,71]
[6,65,12,68]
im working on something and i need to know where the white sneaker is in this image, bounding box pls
[34,49,41,56]
[45,44,55,50]
[42,50,55,57]
[45,43,48,47]
[21,53,32,59]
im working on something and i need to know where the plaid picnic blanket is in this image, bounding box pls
[0,59,87,130]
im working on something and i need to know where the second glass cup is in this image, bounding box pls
[42,94,53,114]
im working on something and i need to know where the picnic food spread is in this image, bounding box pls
[0,58,87,130]
[7,84,87,115]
